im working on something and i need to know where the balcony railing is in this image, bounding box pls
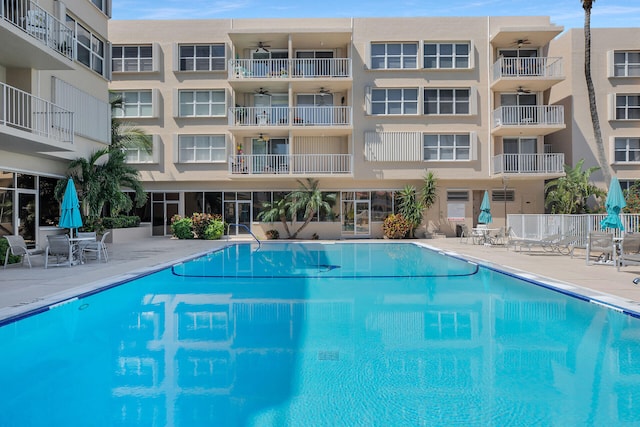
[230,106,352,126]
[492,57,563,81]
[1,0,74,60]
[492,153,564,175]
[0,81,74,143]
[493,105,564,127]
[229,154,352,175]
[229,58,352,79]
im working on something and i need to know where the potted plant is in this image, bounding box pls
[265,229,279,240]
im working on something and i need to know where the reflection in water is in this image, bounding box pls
[0,243,639,426]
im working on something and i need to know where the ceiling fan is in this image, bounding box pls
[516,86,531,94]
[252,41,271,53]
[254,87,271,96]
[318,87,331,96]
[513,38,531,49]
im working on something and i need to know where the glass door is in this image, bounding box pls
[17,192,36,246]
[224,201,252,235]
[341,192,370,236]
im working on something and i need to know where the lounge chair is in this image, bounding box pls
[618,233,640,271]
[82,231,110,263]
[586,231,615,266]
[45,234,73,268]
[3,235,44,269]
[506,228,561,252]
[459,224,472,244]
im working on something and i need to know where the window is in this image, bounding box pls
[424,134,470,161]
[424,43,470,69]
[371,88,418,115]
[179,90,225,117]
[614,51,640,77]
[178,135,226,163]
[90,0,109,14]
[371,43,417,69]
[124,147,153,164]
[616,95,640,120]
[111,91,153,118]
[424,89,470,115]
[447,190,469,201]
[112,45,153,72]
[492,190,515,202]
[615,137,640,162]
[179,44,225,71]
[66,16,105,76]
[620,180,640,192]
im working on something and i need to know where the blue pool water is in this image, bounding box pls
[1,242,640,426]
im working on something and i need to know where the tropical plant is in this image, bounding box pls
[170,217,194,239]
[396,185,423,238]
[581,0,611,186]
[265,229,280,240]
[624,183,640,213]
[421,171,438,212]
[287,179,337,239]
[203,220,225,240]
[544,159,605,213]
[257,197,292,238]
[110,93,153,153]
[382,213,410,239]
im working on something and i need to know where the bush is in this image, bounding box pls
[203,220,224,240]
[382,214,410,239]
[171,218,194,239]
[265,229,279,240]
[84,216,141,234]
[0,238,21,265]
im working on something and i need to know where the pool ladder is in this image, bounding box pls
[226,223,261,249]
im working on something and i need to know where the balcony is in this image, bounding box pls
[492,153,565,176]
[492,105,565,136]
[230,106,352,127]
[229,58,351,80]
[0,82,74,154]
[229,154,352,176]
[492,57,564,92]
[0,0,74,69]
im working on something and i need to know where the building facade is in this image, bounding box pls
[0,0,111,246]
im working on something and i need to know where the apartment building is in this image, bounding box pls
[109,16,572,239]
[547,27,640,193]
[0,0,111,246]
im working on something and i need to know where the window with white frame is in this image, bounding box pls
[371,88,418,115]
[371,43,418,69]
[90,0,109,14]
[424,43,470,69]
[424,134,470,161]
[111,91,153,118]
[178,135,226,163]
[614,51,640,77]
[112,45,152,72]
[179,90,225,117]
[66,16,105,76]
[124,146,153,164]
[424,88,470,115]
[179,44,225,71]
[615,137,640,162]
[616,94,640,120]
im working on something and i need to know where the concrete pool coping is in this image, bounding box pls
[2,236,640,323]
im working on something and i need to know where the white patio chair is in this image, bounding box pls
[45,234,73,268]
[82,231,110,263]
[3,235,44,269]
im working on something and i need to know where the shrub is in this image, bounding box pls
[265,229,279,240]
[171,218,194,239]
[84,216,141,234]
[203,220,224,240]
[0,238,21,265]
[382,214,410,239]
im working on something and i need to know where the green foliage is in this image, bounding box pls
[421,171,438,210]
[0,238,21,265]
[203,220,224,240]
[265,229,280,240]
[171,217,194,239]
[397,185,423,238]
[624,183,640,213]
[544,159,605,214]
[382,214,410,239]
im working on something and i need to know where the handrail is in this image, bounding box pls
[226,223,261,249]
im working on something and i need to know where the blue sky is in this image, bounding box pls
[112,0,640,30]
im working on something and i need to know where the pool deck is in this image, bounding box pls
[1,236,640,322]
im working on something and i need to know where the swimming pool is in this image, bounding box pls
[1,241,639,426]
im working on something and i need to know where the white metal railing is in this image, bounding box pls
[228,58,352,79]
[1,0,74,60]
[492,153,564,174]
[229,106,352,126]
[229,154,352,175]
[493,105,564,127]
[508,214,640,248]
[0,81,74,143]
[492,57,563,81]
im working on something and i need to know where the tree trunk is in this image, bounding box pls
[584,4,612,187]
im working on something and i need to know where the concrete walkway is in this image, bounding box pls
[2,236,640,322]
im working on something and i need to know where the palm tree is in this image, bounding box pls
[288,179,336,239]
[397,185,423,238]
[110,93,153,153]
[582,0,611,187]
[256,197,292,238]
[544,159,605,214]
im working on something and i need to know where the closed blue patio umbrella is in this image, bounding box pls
[58,178,83,237]
[478,190,492,224]
[600,177,626,231]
